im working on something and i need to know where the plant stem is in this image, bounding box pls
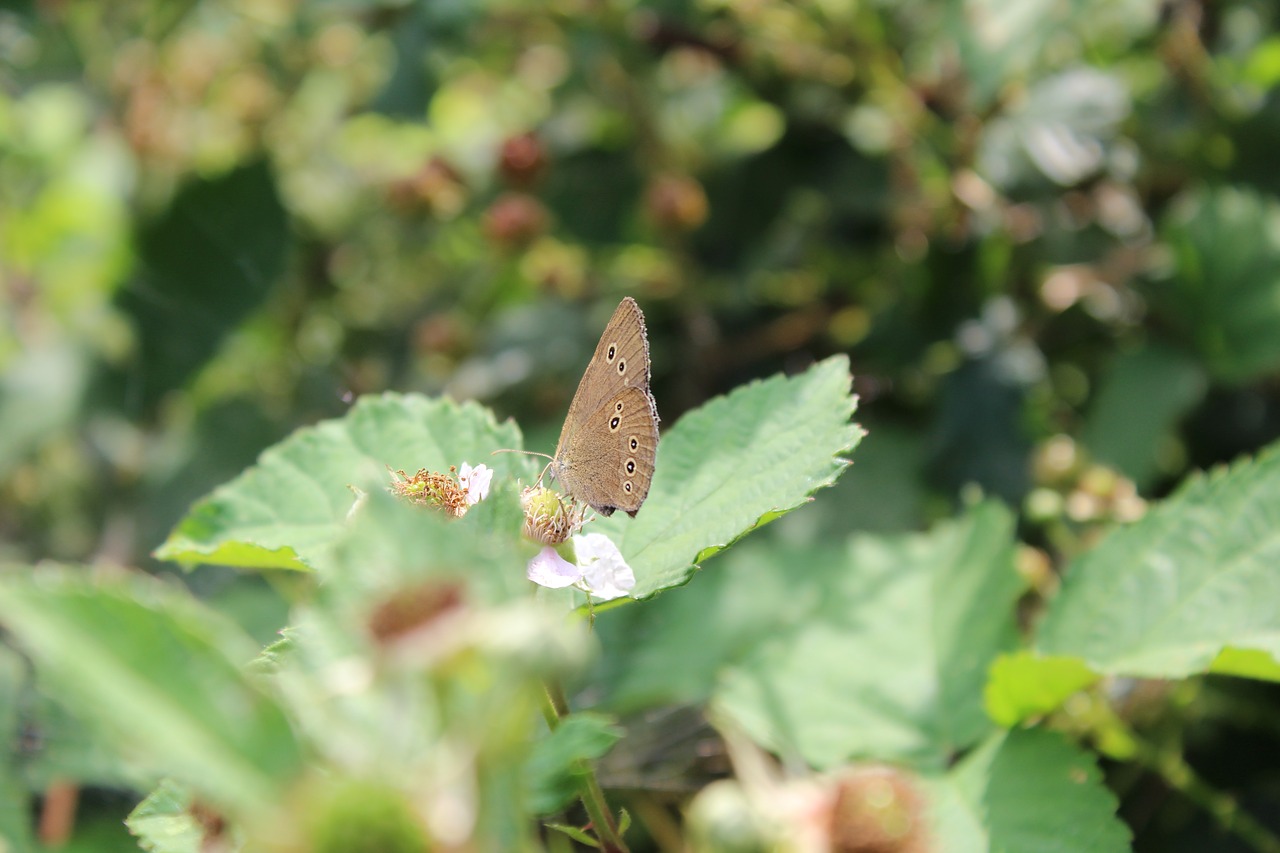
[540,680,565,730]
[627,794,684,853]
[1087,688,1280,853]
[542,679,631,853]
[1133,739,1280,853]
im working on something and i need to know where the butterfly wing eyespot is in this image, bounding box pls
[617,358,626,375]
[606,344,617,363]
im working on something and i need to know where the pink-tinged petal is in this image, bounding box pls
[527,546,581,589]
[458,462,493,505]
[574,533,636,601]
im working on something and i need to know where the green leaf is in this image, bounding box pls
[126,780,207,853]
[712,503,1020,767]
[0,567,303,813]
[247,630,296,675]
[1151,185,1280,383]
[327,483,538,611]
[977,67,1129,188]
[546,822,601,847]
[597,355,862,600]
[600,503,1021,766]
[1037,441,1280,677]
[927,729,1131,853]
[817,415,928,534]
[526,713,624,814]
[156,393,536,571]
[1242,36,1280,88]
[1209,647,1280,680]
[112,161,289,410]
[984,652,1099,727]
[1081,343,1207,488]
[13,682,136,791]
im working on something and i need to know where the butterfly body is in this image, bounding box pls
[550,297,659,517]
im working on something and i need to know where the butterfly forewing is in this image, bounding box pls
[552,297,659,516]
[557,298,651,444]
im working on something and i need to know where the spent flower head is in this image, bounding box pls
[520,485,584,546]
[388,462,491,518]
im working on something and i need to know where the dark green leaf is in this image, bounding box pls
[526,713,623,814]
[927,729,1131,853]
[1150,185,1280,383]
[1081,343,1207,488]
[111,161,288,410]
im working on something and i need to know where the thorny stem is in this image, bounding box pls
[542,679,631,853]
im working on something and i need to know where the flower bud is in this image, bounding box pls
[1031,435,1081,486]
[387,156,467,218]
[827,766,928,853]
[483,192,549,250]
[645,174,708,232]
[685,780,771,853]
[498,132,548,188]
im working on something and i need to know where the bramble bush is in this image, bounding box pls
[4,359,1280,850]
[6,1,1280,851]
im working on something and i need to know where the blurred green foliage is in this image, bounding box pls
[6,0,1280,850]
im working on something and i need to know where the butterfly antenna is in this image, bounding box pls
[491,448,555,461]
[491,449,558,488]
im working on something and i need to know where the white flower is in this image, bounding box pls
[457,462,493,505]
[573,533,636,600]
[527,547,581,589]
[525,533,636,602]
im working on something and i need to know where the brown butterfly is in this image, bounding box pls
[547,297,659,517]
